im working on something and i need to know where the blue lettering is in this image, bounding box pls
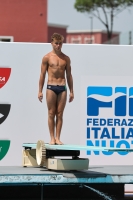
[87,128,90,139]
[87,118,92,126]
[93,118,99,126]
[92,127,101,139]
[87,140,100,155]
[100,128,110,139]
[128,119,133,126]
[114,119,120,126]
[121,119,127,126]
[121,128,125,139]
[116,140,130,155]
[86,140,133,156]
[107,119,113,126]
[102,140,114,155]
[100,118,106,126]
[112,128,120,139]
[126,128,133,139]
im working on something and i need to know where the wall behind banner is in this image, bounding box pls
[0,43,133,166]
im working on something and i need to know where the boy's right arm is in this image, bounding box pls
[38,56,48,102]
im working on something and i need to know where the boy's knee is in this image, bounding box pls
[56,111,63,119]
[48,110,56,118]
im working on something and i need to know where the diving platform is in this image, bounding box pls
[0,165,133,184]
[3,140,129,199]
[0,165,133,199]
[22,141,133,171]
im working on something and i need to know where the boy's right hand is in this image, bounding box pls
[38,92,43,102]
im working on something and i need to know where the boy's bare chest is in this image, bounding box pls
[48,57,66,69]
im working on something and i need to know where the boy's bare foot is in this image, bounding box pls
[49,139,55,145]
[55,139,64,145]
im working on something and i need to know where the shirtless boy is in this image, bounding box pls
[38,33,74,145]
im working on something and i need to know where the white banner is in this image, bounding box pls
[0,43,133,165]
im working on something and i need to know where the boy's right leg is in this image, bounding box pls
[46,89,57,144]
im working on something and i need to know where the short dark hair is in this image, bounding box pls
[51,33,64,42]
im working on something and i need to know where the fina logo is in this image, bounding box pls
[87,86,133,116]
[86,86,133,156]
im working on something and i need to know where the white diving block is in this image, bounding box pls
[22,141,133,171]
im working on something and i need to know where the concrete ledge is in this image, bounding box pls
[0,166,133,184]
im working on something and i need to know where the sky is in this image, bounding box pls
[48,0,133,34]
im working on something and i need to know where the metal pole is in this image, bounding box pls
[41,184,43,200]
[129,31,132,45]
[90,16,93,43]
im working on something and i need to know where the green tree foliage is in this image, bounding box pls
[74,0,133,42]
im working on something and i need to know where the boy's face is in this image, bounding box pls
[51,39,63,52]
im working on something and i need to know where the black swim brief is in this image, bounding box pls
[47,85,67,95]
